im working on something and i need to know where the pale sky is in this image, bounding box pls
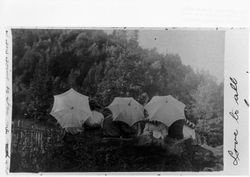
[138,30,225,83]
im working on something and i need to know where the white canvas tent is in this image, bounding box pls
[50,88,93,129]
[145,95,186,127]
[107,97,144,126]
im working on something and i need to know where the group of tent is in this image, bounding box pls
[50,88,196,140]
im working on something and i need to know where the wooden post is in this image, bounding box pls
[39,130,41,147]
[36,131,38,147]
[31,126,34,148]
[17,120,20,150]
[20,120,22,140]
[37,131,40,147]
[40,131,43,148]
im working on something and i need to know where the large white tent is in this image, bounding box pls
[50,88,93,128]
[145,95,186,127]
[107,97,144,126]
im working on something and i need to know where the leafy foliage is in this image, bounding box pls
[12,29,223,146]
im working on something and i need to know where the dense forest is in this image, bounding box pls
[12,29,224,146]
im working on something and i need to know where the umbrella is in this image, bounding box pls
[107,97,144,126]
[145,95,186,127]
[50,88,92,128]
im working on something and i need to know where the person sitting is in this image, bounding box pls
[102,108,136,139]
[62,127,83,147]
[115,121,136,138]
[84,99,104,130]
[84,110,104,130]
[102,108,121,138]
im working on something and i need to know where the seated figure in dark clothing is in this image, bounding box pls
[168,119,186,140]
[102,108,135,138]
[84,99,104,130]
[63,131,77,144]
[115,121,136,138]
[62,129,81,149]
[102,108,121,137]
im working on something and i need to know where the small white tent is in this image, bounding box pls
[50,88,92,129]
[145,95,186,127]
[107,97,144,126]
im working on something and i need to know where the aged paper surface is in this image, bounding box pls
[0,0,249,176]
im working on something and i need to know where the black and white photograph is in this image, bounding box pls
[9,28,225,172]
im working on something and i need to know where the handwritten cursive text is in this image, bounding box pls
[228,129,240,165]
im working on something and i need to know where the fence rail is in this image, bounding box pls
[11,120,64,154]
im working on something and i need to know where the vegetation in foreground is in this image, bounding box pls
[10,125,223,173]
